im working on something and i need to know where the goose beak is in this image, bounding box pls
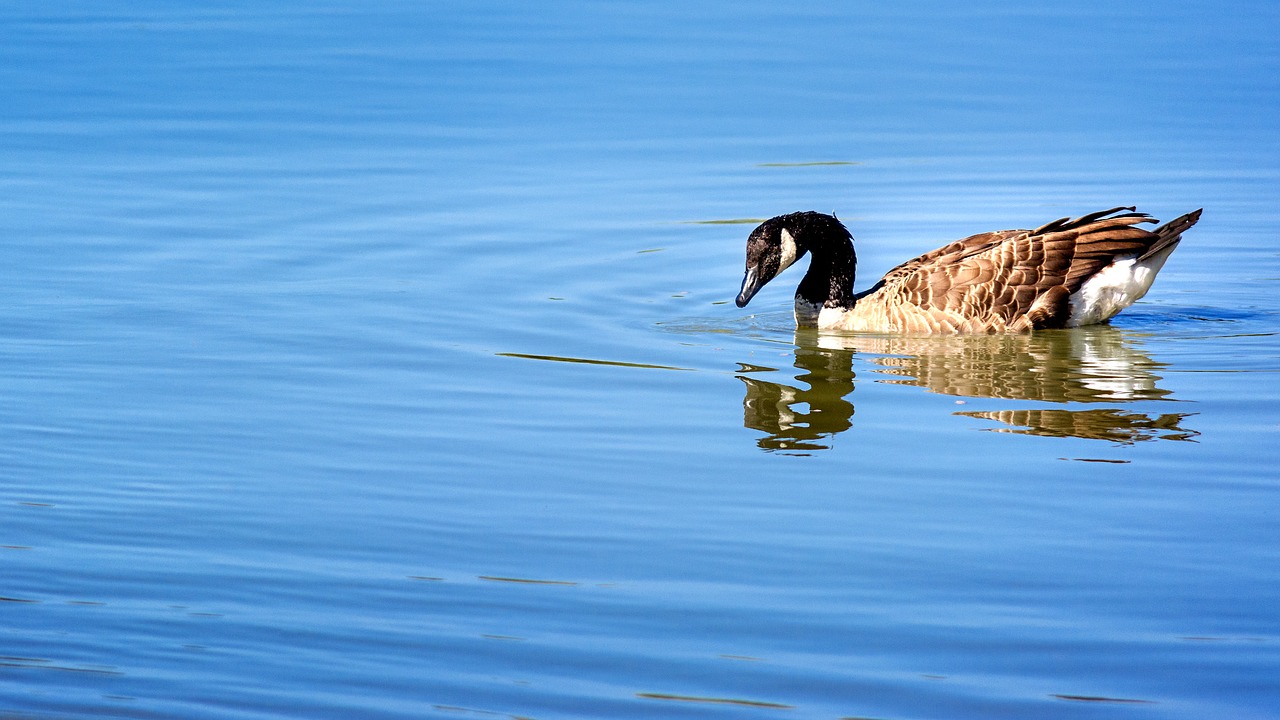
[736,265,761,307]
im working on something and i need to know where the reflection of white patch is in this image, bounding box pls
[779,228,799,271]
[776,385,798,426]
[816,334,850,351]
[1068,245,1175,326]
[1074,330,1158,400]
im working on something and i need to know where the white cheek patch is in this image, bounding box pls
[779,228,799,271]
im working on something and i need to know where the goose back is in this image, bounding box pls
[829,207,1200,333]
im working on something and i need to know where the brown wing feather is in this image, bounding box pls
[866,208,1165,332]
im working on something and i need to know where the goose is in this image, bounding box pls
[734,206,1201,334]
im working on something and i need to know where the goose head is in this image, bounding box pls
[735,211,854,308]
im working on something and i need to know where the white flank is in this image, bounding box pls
[816,305,848,329]
[1067,246,1176,326]
[779,228,799,272]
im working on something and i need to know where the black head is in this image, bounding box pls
[735,211,851,308]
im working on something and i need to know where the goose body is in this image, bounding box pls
[735,207,1201,334]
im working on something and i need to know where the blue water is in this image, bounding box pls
[3,2,1279,718]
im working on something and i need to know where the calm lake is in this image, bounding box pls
[3,2,1278,718]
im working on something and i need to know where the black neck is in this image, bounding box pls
[795,239,857,310]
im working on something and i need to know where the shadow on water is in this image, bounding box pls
[739,325,1198,454]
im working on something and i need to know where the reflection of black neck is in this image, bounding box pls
[796,239,857,311]
[739,346,856,454]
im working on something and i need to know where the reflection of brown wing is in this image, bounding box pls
[958,409,1199,444]
[863,207,1171,332]
[826,326,1171,403]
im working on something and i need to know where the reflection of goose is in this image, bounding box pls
[735,207,1201,333]
[738,327,1196,451]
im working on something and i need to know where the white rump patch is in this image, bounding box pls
[779,228,799,272]
[1067,247,1175,326]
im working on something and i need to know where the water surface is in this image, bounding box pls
[2,2,1279,719]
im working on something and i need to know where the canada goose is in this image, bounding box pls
[735,206,1201,333]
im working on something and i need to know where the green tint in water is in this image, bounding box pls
[756,160,863,167]
[497,352,692,371]
[735,325,1199,453]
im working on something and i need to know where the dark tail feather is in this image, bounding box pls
[1076,205,1138,225]
[1139,209,1202,261]
[1032,206,1148,236]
